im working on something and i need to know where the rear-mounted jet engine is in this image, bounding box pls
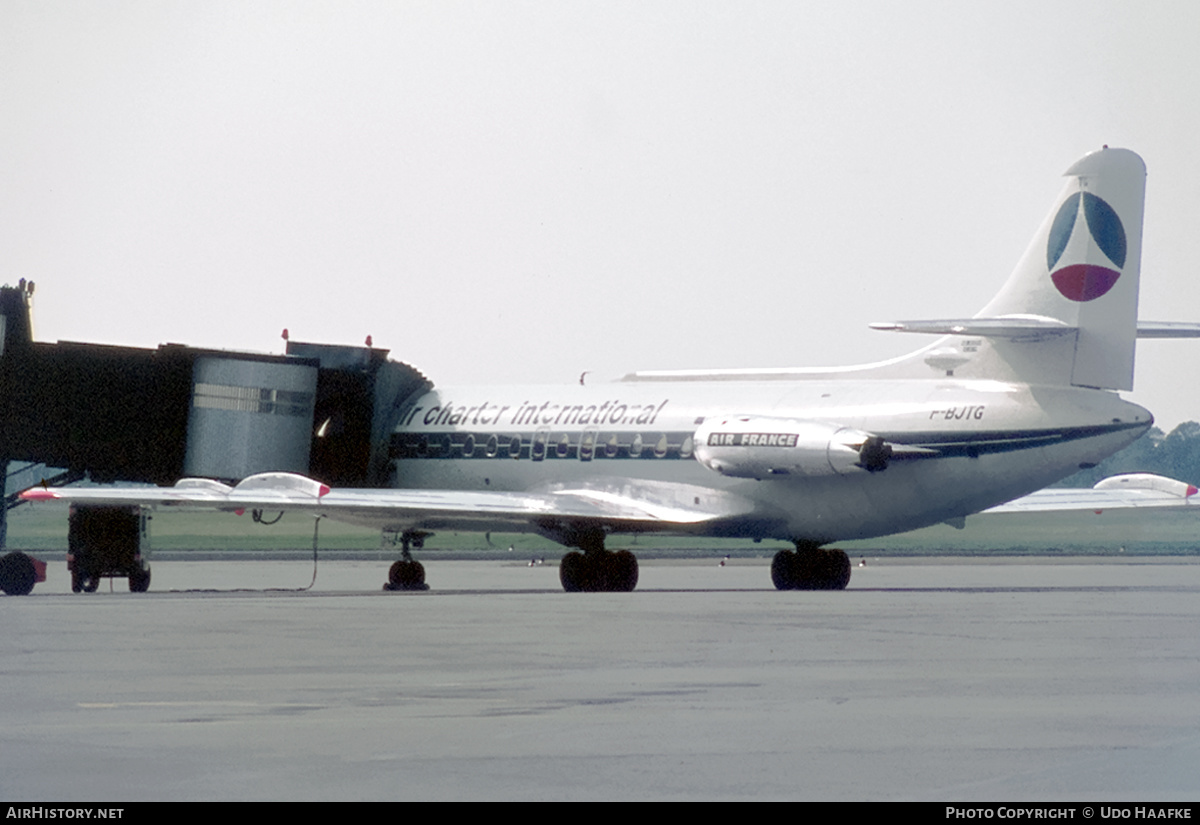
[693,416,892,479]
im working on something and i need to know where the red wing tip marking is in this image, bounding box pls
[20,489,59,501]
[1188,485,1198,498]
[1094,510,1104,515]
[319,485,330,498]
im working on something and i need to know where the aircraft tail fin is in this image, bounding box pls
[625,148,1168,390]
[877,147,1147,390]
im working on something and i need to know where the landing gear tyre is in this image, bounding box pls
[128,566,151,593]
[771,550,797,590]
[772,548,851,591]
[609,550,639,592]
[822,549,851,590]
[82,576,100,593]
[560,551,586,592]
[0,552,37,596]
[559,549,639,592]
[385,559,428,591]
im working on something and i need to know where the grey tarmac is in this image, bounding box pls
[2,556,1198,801]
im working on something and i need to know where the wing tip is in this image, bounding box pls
[20,489,59,501]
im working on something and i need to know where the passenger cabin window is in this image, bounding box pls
[653,434,669,458]
[605,434,619,458]
[532,428,549,461]
[580,428,597,461]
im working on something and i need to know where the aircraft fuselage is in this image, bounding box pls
[389,378,1152,545]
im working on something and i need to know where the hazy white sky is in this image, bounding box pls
[4,1,1199,428]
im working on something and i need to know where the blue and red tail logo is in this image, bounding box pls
[1046,192,1126,302]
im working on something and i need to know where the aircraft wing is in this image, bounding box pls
[19,472,761,535]
[982,473,1199,515]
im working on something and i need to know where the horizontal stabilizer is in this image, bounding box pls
[869,316,1076,339]
[872,318,1200,341]
[1135,322,1200,339]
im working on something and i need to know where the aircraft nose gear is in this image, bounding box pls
[383,530,430,591]
[771,545,851,590]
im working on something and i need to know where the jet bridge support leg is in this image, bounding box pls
[0,458,47,596]
[383,530,430,591]
[771,543,851,591]
[558,527,638,593]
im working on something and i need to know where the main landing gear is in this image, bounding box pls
[771,543,851,591]
[558,530,638,592]
[383,530,430,591]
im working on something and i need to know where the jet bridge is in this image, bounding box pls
[0,283,429,486]
[0,282,431,594]
[285,339,431,488]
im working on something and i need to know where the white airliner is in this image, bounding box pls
[21,147,1200,592]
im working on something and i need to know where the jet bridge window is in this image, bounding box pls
[192,383,313,417]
